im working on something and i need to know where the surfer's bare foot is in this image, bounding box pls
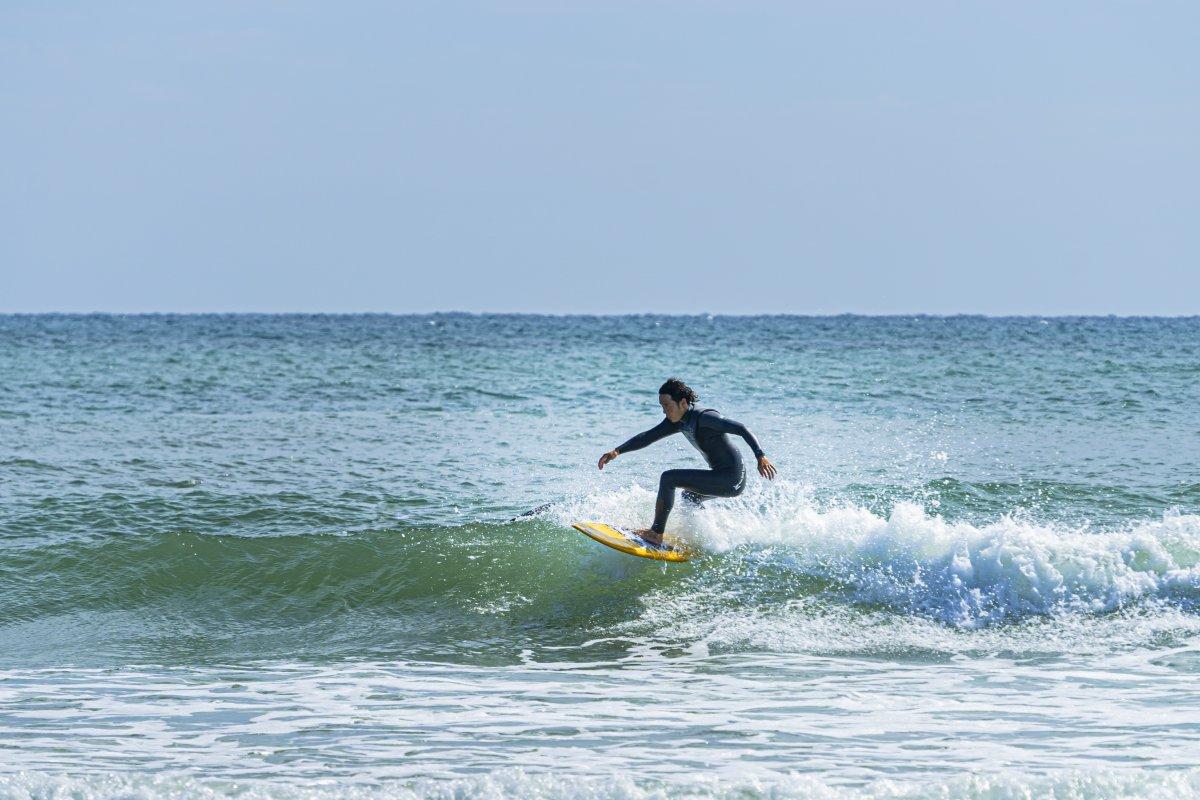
[633,528,663,546]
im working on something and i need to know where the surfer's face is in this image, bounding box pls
[659,393,689,423]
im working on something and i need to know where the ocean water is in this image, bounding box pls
[1,314,1199,799]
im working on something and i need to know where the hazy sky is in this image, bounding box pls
[2,2,1197,314]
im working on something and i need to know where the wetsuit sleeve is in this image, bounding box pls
[615,418,677,454]
[698,411,766,459]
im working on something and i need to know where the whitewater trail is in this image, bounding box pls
[556,481,1200,627]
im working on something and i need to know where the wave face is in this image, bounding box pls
[4,487,1199,667]
[2,314,1200,795]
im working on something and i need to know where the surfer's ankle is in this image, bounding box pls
[636,528,664,544]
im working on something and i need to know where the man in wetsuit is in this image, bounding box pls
[597,378,776,545]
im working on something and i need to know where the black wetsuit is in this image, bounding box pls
[615,407,765,534]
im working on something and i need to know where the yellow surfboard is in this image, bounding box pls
[571,521,692,562]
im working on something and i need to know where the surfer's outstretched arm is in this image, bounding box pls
[616,418,677,454]
[698,411,777,479]
[598,418,677,469]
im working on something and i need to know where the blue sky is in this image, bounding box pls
[2,2,1196,314]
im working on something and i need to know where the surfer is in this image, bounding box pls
[597,378,775,545]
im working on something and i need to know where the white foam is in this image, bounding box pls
[4,767,1200,800]
[558,482,1200,626]
[635,593,1200,658]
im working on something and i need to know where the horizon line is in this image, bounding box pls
[1,311,1198,320]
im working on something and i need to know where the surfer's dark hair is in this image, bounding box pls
[659,378,698,404]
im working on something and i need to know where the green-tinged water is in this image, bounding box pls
[2,314,1199,798]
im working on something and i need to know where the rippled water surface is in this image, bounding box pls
[2,314,1199,798]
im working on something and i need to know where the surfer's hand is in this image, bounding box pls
[757,455,776,480]
[598,450,619,470]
